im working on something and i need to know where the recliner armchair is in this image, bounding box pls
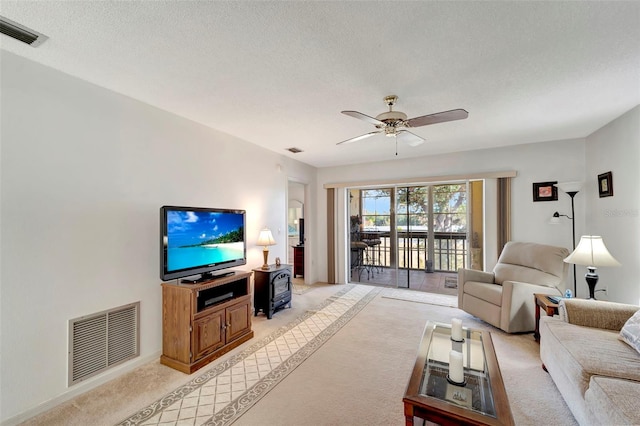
[458,241,570,333]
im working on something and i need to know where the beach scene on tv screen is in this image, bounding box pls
[166,210,244,271]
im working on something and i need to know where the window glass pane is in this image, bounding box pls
[433,184,467,233]
[362,188,391,231]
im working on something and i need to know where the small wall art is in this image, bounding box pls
[532,181,558,202]
[598,172,613,198]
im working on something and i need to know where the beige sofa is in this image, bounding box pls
[458,241,569,333]
[540,299,640,425]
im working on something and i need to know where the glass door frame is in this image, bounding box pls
[347,181,474,289]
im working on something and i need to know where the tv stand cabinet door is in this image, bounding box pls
[193,308,225,361]
[226,298,252,342]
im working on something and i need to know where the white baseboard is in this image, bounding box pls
[1,351,161,426]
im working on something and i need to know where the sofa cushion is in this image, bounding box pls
[619,309,640,355]
[539,318,591,425]
[541,318,640,396]
[462,281,502,306]
[585,376,640,425]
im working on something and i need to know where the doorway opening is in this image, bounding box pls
[287,180,305,284]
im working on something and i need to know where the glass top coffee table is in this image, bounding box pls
[403,321,514,425]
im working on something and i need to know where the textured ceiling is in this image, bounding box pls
[1,1,639,168]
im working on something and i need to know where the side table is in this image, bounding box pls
[534,293,560,342]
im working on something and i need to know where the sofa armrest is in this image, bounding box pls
[500,281,561,333]
[559,299,639,331]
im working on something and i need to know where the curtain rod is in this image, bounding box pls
[322,170,517,189]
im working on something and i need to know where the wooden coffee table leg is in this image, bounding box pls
[404,403,415,426]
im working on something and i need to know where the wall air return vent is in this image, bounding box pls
[286,147,303,154]
[68,302,140,386]
[0,16,48,47]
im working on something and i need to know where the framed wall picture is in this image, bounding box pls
[533,181,558,202]
[598,172,613,197]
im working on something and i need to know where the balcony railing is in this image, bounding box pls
[357,230,468,272]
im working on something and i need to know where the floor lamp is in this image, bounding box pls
[551,182,582,295]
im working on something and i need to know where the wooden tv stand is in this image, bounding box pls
[160,271,253,374]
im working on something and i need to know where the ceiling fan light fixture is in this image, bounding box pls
[384,127,397,137]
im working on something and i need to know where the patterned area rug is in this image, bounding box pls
[381,288,458,308]
[117,284,380,426]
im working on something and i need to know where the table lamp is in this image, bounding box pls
[563,235,621,299]
[257,228,276,270]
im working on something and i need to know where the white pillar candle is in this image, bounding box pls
[451,318,463,341]
[449,350,464,384]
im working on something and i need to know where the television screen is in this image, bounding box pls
[160,206,246,282]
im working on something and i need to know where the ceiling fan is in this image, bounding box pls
[337,95,468,148]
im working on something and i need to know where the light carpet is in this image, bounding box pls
[381,288,458,308]
[20,283,577,426]
[237,287,576,426]
[292,283,314,295]
[117,284,380,426]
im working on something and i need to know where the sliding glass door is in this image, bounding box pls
[347,182,479,289]
[348,188,392,283]
[395,186,428,288]
[432,184,469,272]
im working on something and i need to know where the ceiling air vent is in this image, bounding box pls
[286,147,303,154]
[0,16,48,47]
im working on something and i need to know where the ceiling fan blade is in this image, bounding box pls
[337,130,382,145]
[341,110,385,126]
[396,130,425,147]
[406,109,469,127]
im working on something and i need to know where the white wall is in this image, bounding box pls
[585,105,640,304]
[316,138,586,286]
[0,52,316,422]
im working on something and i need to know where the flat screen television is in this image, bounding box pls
[160,206,246,282]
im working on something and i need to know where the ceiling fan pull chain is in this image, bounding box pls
[395,134,398,156]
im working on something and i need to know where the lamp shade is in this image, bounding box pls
[557,181,583,193]
[564,236,621,267]
[257,228,276,246]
